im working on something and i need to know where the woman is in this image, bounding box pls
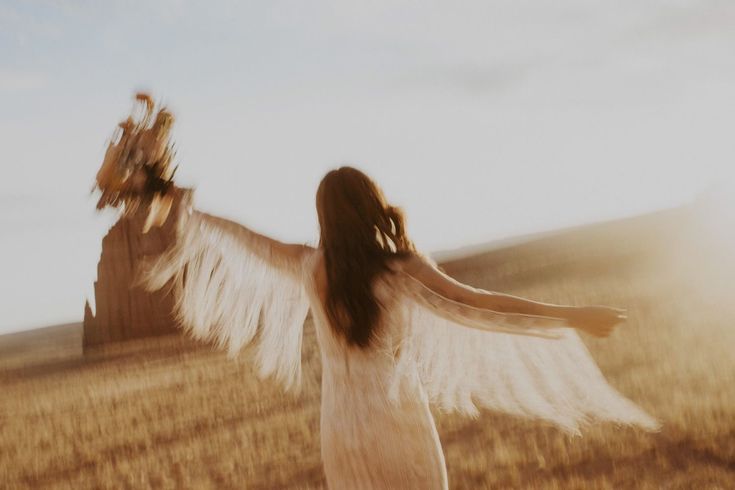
[99,96,658,489]
[135,167,659,489]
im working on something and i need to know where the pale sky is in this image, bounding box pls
[1,0,734,333]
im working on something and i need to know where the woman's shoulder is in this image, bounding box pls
[387,250,437,275]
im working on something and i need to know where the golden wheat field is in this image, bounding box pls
[1,205,734,489]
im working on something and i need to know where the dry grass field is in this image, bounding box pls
[1,204,734,489]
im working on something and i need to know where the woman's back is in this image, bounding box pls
[306,248,449,490]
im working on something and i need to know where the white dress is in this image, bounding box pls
[140,205,660,489]
[304,250,448,489]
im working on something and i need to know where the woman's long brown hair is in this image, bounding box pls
[316,166,415,348]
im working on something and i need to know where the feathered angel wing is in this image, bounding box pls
[388,270,660,435]
[139,192,314,392]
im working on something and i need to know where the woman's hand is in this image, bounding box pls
[566,305,627,338]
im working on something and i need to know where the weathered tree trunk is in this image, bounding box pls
[83,202,182,349]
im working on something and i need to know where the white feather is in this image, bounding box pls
[139,210,309,392]
[387,271,660,435]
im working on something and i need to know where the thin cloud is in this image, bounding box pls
[0,70,48,92]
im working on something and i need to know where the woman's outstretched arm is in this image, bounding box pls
[152,185,315,273]
[192,209,314,269]
[401,252,626,337]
